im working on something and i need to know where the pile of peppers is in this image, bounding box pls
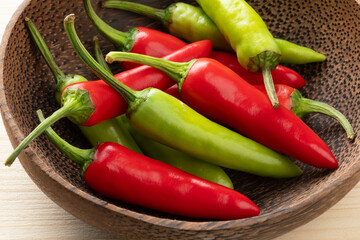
[5,0,355,220]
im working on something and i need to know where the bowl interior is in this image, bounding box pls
[2,0,360,236]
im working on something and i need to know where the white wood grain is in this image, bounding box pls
[1,1,360,239]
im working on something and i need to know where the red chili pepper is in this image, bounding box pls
[254,84,355,140]
[4,40,212,166]
[38,110,260,220]
[113,40,212,91]
[210,51,306,88]
[83,0,187,69]
[106,53,338,169]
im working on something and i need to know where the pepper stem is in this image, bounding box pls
[291,89,355,141]
[262,63,279,108]
[104,0,168,25]
[5,100,79,166]
[93,36,112,74]
[37,110,95,173]
[106,51,196,90]
[26,18,65,83]
[64,14,140,104]
[251,51,280,108]
[83,0,129,50]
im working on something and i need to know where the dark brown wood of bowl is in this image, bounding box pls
[1,0,360,239]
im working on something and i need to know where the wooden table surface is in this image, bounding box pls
[1,1,360,239]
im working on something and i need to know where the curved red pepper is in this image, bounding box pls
[211,51,306,88]
[84,142,260,220]
[179,58,337,169]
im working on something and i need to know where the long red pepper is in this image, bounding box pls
[210,51,306,88]
[37,110,260,220]
[83,0,187,69]
[4,40,212,166]
[106,53,338,169]
[254,84,355,140]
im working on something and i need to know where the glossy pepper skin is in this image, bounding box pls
[64,14,302,178]
[92,40,234,188]
[37,110,259,220]
[104,0,326,64]
[254,84,355,141]
[4,30,212,166]
[196,0,281,107]
[211,51,306,89]
[92,36,233,190]
[119,114,234,189]
[83,0,186,69]
[106,52,338,169]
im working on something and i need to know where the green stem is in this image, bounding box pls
[262,64,279,108]
[26,17,88,104]
[291,90,355,141]
[83,0,129,50]
[26,18,65,83]
[104,0,167,25]
[64,14,139,104]
[93,36,112,74]
[37,110,94,169]
[106,51,196,90]
[5,100,79,166]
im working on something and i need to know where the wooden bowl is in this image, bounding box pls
[1,0,360,239]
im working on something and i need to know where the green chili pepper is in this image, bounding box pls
[195,0,282,107]
[118,115,234,189]
[64,14,302,178]
[26,18,142,153]
[104,1,326,64]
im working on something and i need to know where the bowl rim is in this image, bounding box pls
[1,0,360,234]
